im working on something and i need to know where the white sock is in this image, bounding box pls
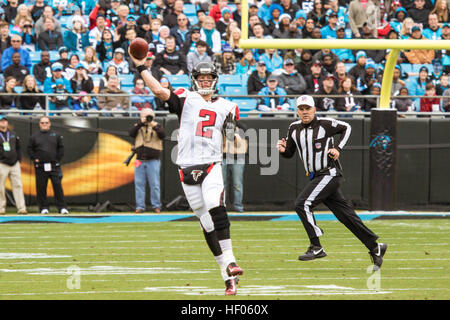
[219,238,233,253]
[214,249,236,281]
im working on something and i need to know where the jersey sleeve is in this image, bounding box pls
[167,88,187,118]
[323,118,352,151]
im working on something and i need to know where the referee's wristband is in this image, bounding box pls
[137,65,147,73]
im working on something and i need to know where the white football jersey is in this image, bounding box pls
[173,88,239,167]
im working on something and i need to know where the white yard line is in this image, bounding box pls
[1,286,448,297]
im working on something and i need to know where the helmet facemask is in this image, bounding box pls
[193,76,218,95]
[191,63,218,95]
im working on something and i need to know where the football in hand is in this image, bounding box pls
[129,38,149,60]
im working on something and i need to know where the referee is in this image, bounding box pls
[276,95,387,271]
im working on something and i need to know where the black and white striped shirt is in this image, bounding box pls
[281,116,351,176]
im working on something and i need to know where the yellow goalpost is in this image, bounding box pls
[238,0,450,109]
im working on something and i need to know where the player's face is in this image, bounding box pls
[297,105,316,124]
[197,74,213,89]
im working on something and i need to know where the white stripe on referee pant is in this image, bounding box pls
[304,175,333,237]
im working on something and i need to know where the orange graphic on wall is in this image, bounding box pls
[6,133,135,197]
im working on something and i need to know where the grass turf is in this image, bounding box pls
[0,219,448,300]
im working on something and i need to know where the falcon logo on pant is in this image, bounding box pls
[191,170,203,182]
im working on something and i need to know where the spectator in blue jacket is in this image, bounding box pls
[320,12,338,39]
[257,75,290,112]
[258,48,283,73]
[265,3,284,34]
[389,7,407,34]
[332,24,355,62]
[1,34,31,72]
[43,62,73,111]
[422,13,442,40]
[258,0,273,25]
[406,65,431,110]
[295,9,307,30]
[325,0,349,26]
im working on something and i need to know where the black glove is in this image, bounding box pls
[224,113,236,141]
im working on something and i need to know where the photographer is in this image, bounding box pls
[128,108,165,213]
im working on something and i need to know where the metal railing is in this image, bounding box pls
[1,92,449,117]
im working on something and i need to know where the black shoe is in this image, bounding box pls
[298,245,327,261]
[369,243,388,271]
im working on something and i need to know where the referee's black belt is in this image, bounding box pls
[306,167,334,180]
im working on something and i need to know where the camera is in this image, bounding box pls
[146,115,153,122]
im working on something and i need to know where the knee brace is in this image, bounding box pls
[199,213,214,233]
[209,206,230,231]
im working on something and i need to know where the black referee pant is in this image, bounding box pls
[294,174,378,250]
[35,166,67,211]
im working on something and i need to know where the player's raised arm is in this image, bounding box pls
[128,48,171,101]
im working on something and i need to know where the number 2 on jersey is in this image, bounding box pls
[195,109,217,138]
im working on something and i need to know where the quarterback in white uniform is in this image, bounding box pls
[130,52,243,295]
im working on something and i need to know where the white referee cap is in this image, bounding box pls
[296,95,315,108]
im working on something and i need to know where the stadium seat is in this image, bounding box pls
[231,98,257,116]
[119,74,135,86]
[166,74,191,87]
[91,74,103,87]
[400,63,412,74]
[49,50,60,61]
[122,83,135,92]
[187,16,199,26]
[218,74,242,93]
[30,51,42,63]
[410,64,433,74]
[172,84,191,90]
[228,4,237,11]
[240,73,249,86]
[59,16,71,28]
[184,3,196,15]
[224,86,247,97]
[288,98,297,110]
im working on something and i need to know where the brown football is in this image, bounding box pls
[129,37,149,60]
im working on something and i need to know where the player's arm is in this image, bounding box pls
[128,48,171,101]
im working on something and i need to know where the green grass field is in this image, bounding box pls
[0,218,448,300]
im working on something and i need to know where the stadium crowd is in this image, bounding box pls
[0,0,449,115]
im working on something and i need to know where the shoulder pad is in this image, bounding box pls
[173,87,188,97]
